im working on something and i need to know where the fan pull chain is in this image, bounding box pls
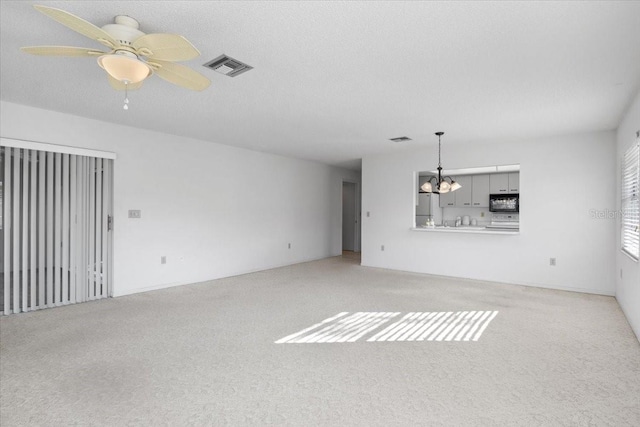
[123,81,130,110]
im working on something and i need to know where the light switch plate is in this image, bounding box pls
[128,210,141,219]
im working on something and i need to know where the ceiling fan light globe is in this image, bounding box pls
[97,54,151,84]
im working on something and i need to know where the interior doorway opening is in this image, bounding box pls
[342,181,361,255]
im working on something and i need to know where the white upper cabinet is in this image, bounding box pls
[490,173,509,193]
[472,174,490,207]
[454,176,473,207]
[490,172,519,194]
[439,190,456,207]
[508,172,520,193]
[489,172,520,194]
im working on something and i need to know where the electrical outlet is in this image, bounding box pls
[128,210,141,219]
[367,211,370,217]
[480,212,485,217]
[161,256,166,264]
[550,258,556,266]
[381,245,385,251]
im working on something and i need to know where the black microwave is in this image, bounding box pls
[489,194,519,213]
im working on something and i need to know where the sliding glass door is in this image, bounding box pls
[0,145,113,315]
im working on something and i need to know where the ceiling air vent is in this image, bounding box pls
[390,136,412,143]
[203,54,253,77]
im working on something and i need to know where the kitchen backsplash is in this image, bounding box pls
[440,207,491,226]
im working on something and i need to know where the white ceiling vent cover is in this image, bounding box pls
[203,54,253,77]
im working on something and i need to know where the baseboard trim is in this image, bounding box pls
[510,280,615,297]
[615,297,640,342]
[112,254,332,297]
[359,262,615,297]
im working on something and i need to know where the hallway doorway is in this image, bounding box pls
[342,181,360,253]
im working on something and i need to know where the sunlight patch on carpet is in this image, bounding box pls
[275,311,498,343]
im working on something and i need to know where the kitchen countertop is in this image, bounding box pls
[411,226,520,235]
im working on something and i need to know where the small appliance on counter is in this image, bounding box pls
[486,214,520,230]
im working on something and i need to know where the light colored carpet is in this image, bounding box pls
[1,256,639,426]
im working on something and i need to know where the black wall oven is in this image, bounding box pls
[489,194,519,213]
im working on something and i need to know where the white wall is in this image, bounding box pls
[616,91,640,339]
[0,101,359,296]
[362,131,617,295]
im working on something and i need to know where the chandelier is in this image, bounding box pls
[420,132,461,194]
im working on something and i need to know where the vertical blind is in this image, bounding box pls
[621,135,639,260]
[0,146,113,315]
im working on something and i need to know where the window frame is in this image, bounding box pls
[621,135,639,261]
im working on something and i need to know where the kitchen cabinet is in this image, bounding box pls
[454,176,473,207]
[472,174,490,207]
[490,172,519,194]
[508,172,519,193]
[490,173,509,193]
[439,190,455,207]
[434,172,519,209]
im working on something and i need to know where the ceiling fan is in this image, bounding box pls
[21,5,211,93]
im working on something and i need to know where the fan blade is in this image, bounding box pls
[21,46,106,57]
[107,75,144,91]
[34,5,118,49]
[148,60,210,91]
[133,34,200,62]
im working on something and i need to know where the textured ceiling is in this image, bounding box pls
[1,1,640,170]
